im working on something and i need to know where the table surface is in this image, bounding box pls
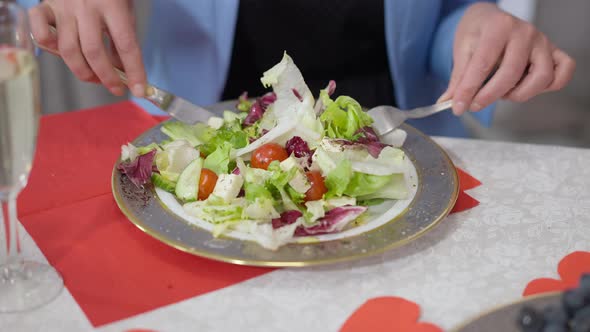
[2,136,590,332]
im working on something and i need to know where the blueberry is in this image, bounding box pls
[518,306,545,332]
[570,305,590,332]
[541,323,567,332]
[563,289,586,317]
[543,305,569,325]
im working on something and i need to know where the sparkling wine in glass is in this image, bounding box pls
[0,1,63,312]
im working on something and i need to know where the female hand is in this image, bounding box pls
[441,3,576,115]
[28,0,146,97]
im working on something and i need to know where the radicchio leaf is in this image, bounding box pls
[294,205,367,236]
[259,91,277,107]
[243,102,264,126]
[329,126,390,158]
[326,80,336,96]
[271,210,303,229]
[117,150,157,188]
[355,126,379,142]
[292,88,303,102]
[243,92,277,127]
[285,136,313,167]
[354,126,390,158]
[314,80,337,114]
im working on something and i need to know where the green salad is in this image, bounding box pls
[118,52,410,250]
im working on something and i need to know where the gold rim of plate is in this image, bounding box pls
[111,101,459,267]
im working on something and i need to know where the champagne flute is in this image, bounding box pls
[0,1,63,312]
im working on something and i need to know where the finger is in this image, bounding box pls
[77,10,124,95]
[438,38,473,103]
[102,2,146,97]
[52,9,96,84]
[504,43,554,102]
[471,27,536,109]
[28,3,58,54]
[544,48,576,92]
[452,15,514,115]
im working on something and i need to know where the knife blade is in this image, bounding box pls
[141,82,216,124]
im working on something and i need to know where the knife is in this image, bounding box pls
[32,27,215,124]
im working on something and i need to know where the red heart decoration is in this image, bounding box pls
[523,251,590,296]
[340,297,442,332]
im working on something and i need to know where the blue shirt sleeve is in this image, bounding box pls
[16,0,38,9]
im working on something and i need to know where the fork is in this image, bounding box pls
[367,100,453,136]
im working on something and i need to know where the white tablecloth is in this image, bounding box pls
[3,137,590,332]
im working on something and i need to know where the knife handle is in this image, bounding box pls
[33,26,157,98]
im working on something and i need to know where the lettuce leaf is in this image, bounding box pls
[161,122,212,147]
[237,92,252,112]
[324,159,353,198]
[356,174,408,201]
[267,161,301,211]
[303,200,325,226]
[244,182,273,202]
[286,185,306,204]
[137,143,161,155]
[242,198,280,220]
[319,96,373,140]
[155,140,200,182]
[343,172,392,197]
[200,125,248,156]
[236,158,272,185]
[183,195,245,224]
[203,142,232,175]
[313,141,408,176]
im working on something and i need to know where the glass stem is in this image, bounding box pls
[0,199,6,264]
[0,193,20,265]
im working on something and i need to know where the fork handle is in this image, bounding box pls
[406,100,453,119]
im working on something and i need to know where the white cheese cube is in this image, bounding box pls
[280,156,301,172]
[212,174,244,202]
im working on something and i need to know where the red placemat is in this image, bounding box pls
[18,102,161,217]
[17,102,272,326]
[20,194,269,326]
[17,102,482,327]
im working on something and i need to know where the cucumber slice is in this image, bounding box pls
[151,173,176,193]
[175,158,203,202]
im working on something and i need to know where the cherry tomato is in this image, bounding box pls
[304,171,327,202]
[250,143,289,170]
[198,168,218,200]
